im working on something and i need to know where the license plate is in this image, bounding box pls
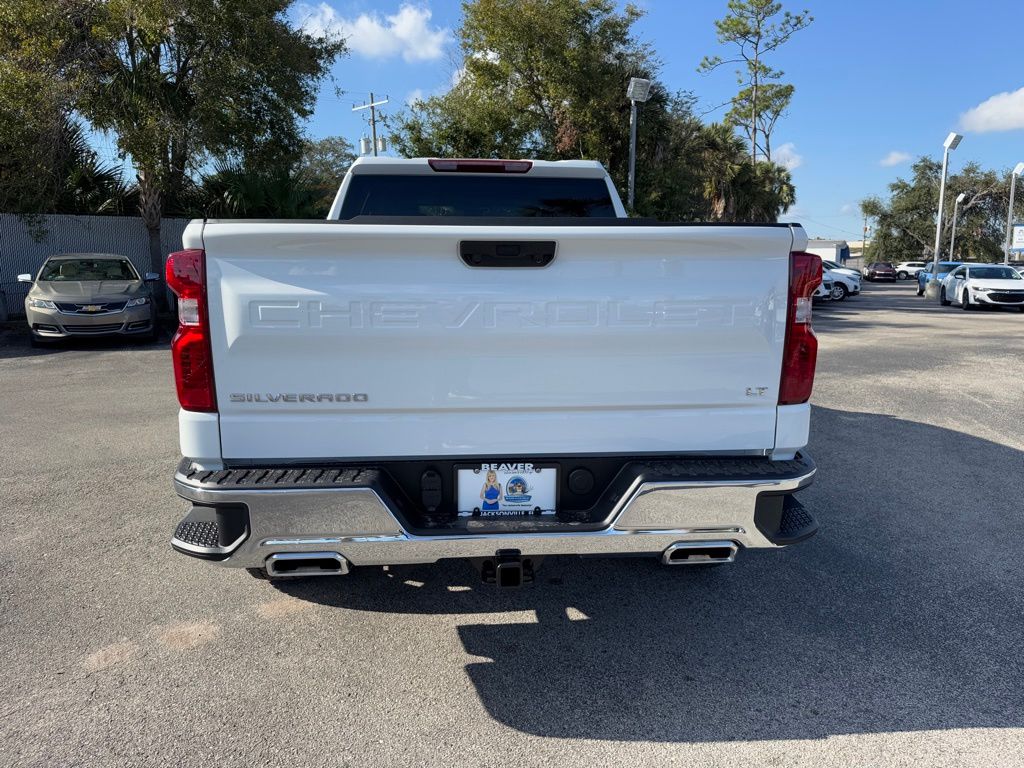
[456,462,558,517]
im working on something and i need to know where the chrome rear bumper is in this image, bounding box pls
[171,455,817,569]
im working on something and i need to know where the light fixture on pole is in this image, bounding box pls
[1004,162,1024,265]
[949,191,967,261]
[927,132,962,297]
[626,77,652,212]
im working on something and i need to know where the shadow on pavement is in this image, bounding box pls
[0,326,169,359]
[276,406,1024,742]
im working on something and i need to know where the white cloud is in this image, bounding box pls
[450,65,467,87]
[959,86,1024,133]
[299,3,449,63]
[839,203,854,214]
[774,143,803,171]
[406,89,424,105]
[880,150,911,167]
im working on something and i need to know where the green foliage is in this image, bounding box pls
[862,159,1013,263]
[0,0,346,267]
[199,162,321,219]
[393,0,660,188]
[195,136,356,219]
[699,0,811,163]
[390,0,796,222]
[295,136,358,214]
[0,115,134,216]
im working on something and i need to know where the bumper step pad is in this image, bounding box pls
[174,520,221,549]
[771,496,819,545]
[170,503,249,560]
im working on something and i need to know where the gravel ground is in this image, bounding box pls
[1,281,1022,767]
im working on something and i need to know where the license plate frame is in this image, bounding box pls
[455,462,559,517]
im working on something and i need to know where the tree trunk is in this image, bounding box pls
[137,168,166,309]
[751,51,759,165]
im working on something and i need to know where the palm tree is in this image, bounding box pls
[697,123,747,221]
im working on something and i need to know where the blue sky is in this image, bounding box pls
[217,2,1024,237]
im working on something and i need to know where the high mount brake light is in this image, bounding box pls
[427,158,533,173]
[166,249,216,412]
[779,251,822,406]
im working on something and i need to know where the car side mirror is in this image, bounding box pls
[143,272,159,282]
[17,273,33,283]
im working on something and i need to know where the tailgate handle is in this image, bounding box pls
[460,241,556,268]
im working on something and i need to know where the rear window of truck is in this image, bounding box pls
[337,174,616,219]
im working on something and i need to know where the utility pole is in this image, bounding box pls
[352,92,389,156]
[862,213,868,262]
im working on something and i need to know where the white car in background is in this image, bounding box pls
[821,259,859,278]
[823,267,861,301]
[895,261,927,280]
[940,264,1024,311]
[814,276,834,301]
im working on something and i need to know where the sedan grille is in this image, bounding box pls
[986,291,1024,303]
[62,323,125,334]
[55,301,127,314]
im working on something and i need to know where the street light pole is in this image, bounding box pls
[1004,162,1024,265]
[950,191,967,261]
[625,77,651,212]
[628,99,638,210]
[927,132,962,297]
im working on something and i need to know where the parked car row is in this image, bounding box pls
[859,261,932,281]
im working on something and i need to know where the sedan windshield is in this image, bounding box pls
[969,266,1021,280]
[39,258,139,281]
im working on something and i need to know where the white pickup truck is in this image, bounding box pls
[168,157,822,587]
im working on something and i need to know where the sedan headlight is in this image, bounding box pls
[28,298,57,309]
[971,286,991,293]
[125,297,150,307]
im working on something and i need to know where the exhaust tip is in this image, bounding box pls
[266,552,349,578]
[662,541,739,566]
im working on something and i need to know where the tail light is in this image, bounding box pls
[166,249,216,412]
[779,251,822,405]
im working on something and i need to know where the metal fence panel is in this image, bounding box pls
[0,213,190,318]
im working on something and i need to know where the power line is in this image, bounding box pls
[793,215,863,237]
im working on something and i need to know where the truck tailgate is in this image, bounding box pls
[197,221,796,460]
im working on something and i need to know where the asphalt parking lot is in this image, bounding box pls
[2,280,1023,767]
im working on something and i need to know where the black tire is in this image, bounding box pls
[830,283,848,301]
[962,289,972,310]
[897,271,908,280]
[916,283,925,296]
[940,288,950,306]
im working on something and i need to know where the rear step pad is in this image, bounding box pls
[171,505,249,559]
[772,497,819,545]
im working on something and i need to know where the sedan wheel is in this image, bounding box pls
[940,288,951,306]
[830,283,848,301]
[897,271,908,280]
[962,290,972,310]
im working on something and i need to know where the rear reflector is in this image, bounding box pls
[779,252,822,406]
[166,249,216,412]
[428,158,533,173]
